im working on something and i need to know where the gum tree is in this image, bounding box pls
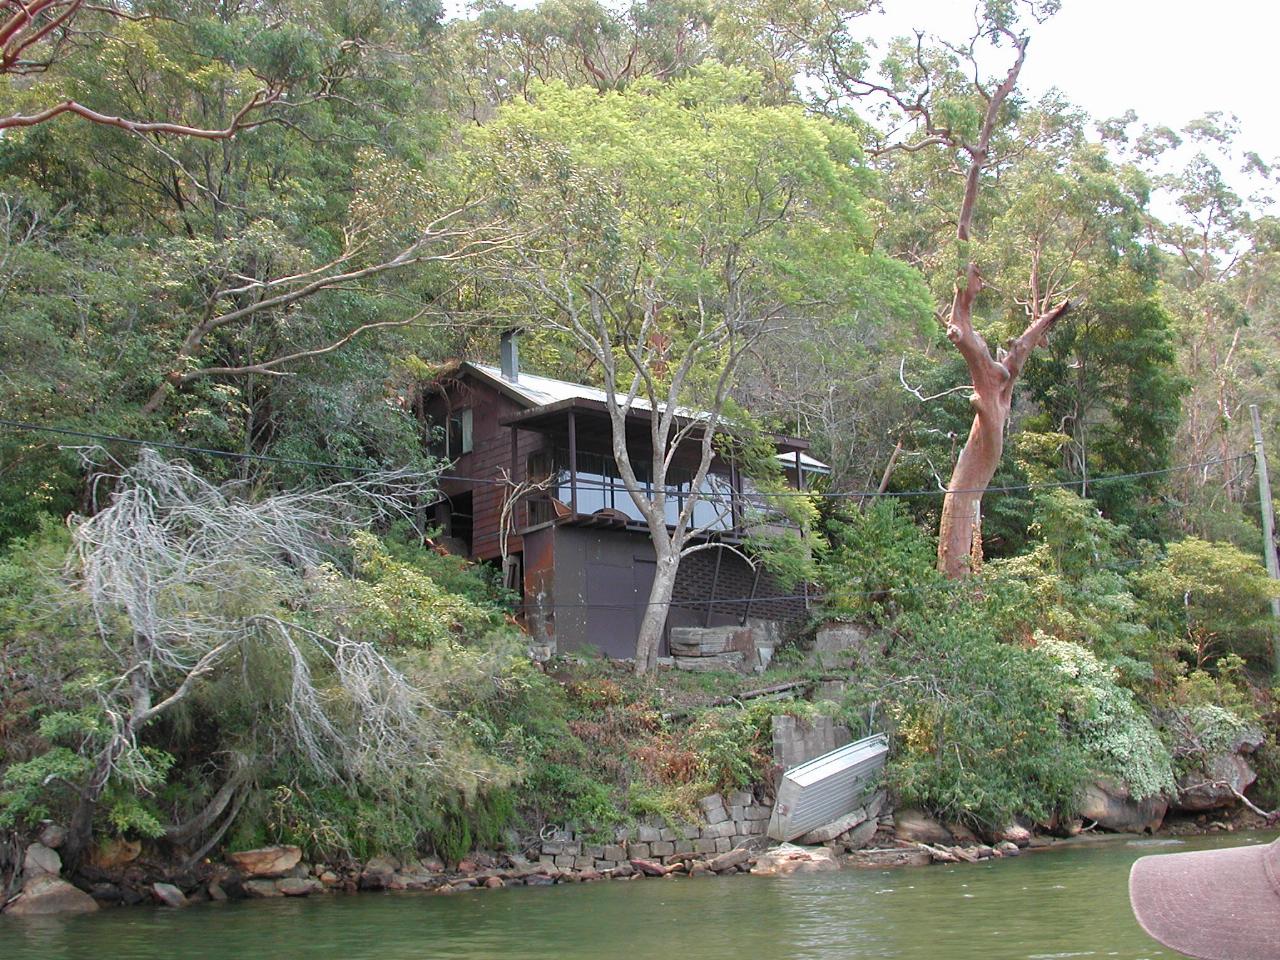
[811,1,1076,576]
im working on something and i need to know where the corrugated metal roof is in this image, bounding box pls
[468,362,659,411]
[463,361,826,465]
[776,451,832,473]
[768,733,889,842]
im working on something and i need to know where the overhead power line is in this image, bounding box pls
[0,417,1176,613]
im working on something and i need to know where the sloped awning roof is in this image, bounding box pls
[467,362,653,410]
[776,451,831,474]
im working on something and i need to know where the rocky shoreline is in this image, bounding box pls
[4,787,1268,918]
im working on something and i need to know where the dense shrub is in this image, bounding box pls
[1039,636,1175,800]
[815,503,1092,826]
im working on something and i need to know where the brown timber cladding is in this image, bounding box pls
[430,383,547,561]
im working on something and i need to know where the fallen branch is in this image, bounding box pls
[1192,779,1280,824]
[666,675,854,718]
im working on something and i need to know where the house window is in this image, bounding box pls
[447,409,473,457]
[525,447,731,530]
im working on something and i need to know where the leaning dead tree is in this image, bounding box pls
[59,449,450,866]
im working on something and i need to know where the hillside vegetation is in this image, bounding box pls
[1,0,1278,882]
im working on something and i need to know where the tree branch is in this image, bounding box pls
[0,87,283,136]
[1002,298,1073,383]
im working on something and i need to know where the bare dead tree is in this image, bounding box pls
[58,449,455,865]
[496,467,555,566]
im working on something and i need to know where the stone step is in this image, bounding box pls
[669,626,746,656]
[673,652,744,672]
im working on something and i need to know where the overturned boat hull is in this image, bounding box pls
[768,733,889,842]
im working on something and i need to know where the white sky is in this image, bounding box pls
[872,0,1279,159]
[444,0,1280,161]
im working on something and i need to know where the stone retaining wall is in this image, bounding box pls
[770,714,852,771]
[534,790,773,869]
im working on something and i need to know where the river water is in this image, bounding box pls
[2,831,1274,960]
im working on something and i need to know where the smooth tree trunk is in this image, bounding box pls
[921,35,1072,577]
[634,553,681,672]
[936,265,1071,577]
[936,394,1005,577]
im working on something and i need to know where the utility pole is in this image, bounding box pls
[1249,404,1280,678]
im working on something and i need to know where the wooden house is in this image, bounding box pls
[422,332,829,659]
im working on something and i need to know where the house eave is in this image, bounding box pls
[500,396,809,453]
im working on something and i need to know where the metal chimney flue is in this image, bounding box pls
[500,328,520,382]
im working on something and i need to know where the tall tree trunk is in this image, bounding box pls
[62,741,123,870]
[635,554,680,674]
[922,35,1072,576]
[937,392,1007,577]
[936,266,1071,577]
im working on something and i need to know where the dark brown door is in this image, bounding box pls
[583,555,657,660]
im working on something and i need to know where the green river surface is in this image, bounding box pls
[2,831,1274,960]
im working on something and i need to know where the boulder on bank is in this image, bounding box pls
[227,845,303,878]
[3,875,99,916]
[843,819,880,851]
[892,809,952,845]
[22,842,61,878]
[359,854,401,889]
[629,858,672,877]
[278,877,323,897]
[242,879,284,898]
[798,807,867,844]
[750,843,839,876]
[152,882,189,908]
[944,822,978,844]
[707,848,751,873]
[1173,724,1265,812]
[37,823,67,850]
[995,823,1033,848]
[1176,752,1258,811]
[89,838,141,870]
[1080,780,1167,833]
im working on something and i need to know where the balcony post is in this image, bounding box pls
[568,409,578,515]
[509,426,520,529]
[729,462,741,533]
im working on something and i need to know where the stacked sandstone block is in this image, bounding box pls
[535,790,772,870]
